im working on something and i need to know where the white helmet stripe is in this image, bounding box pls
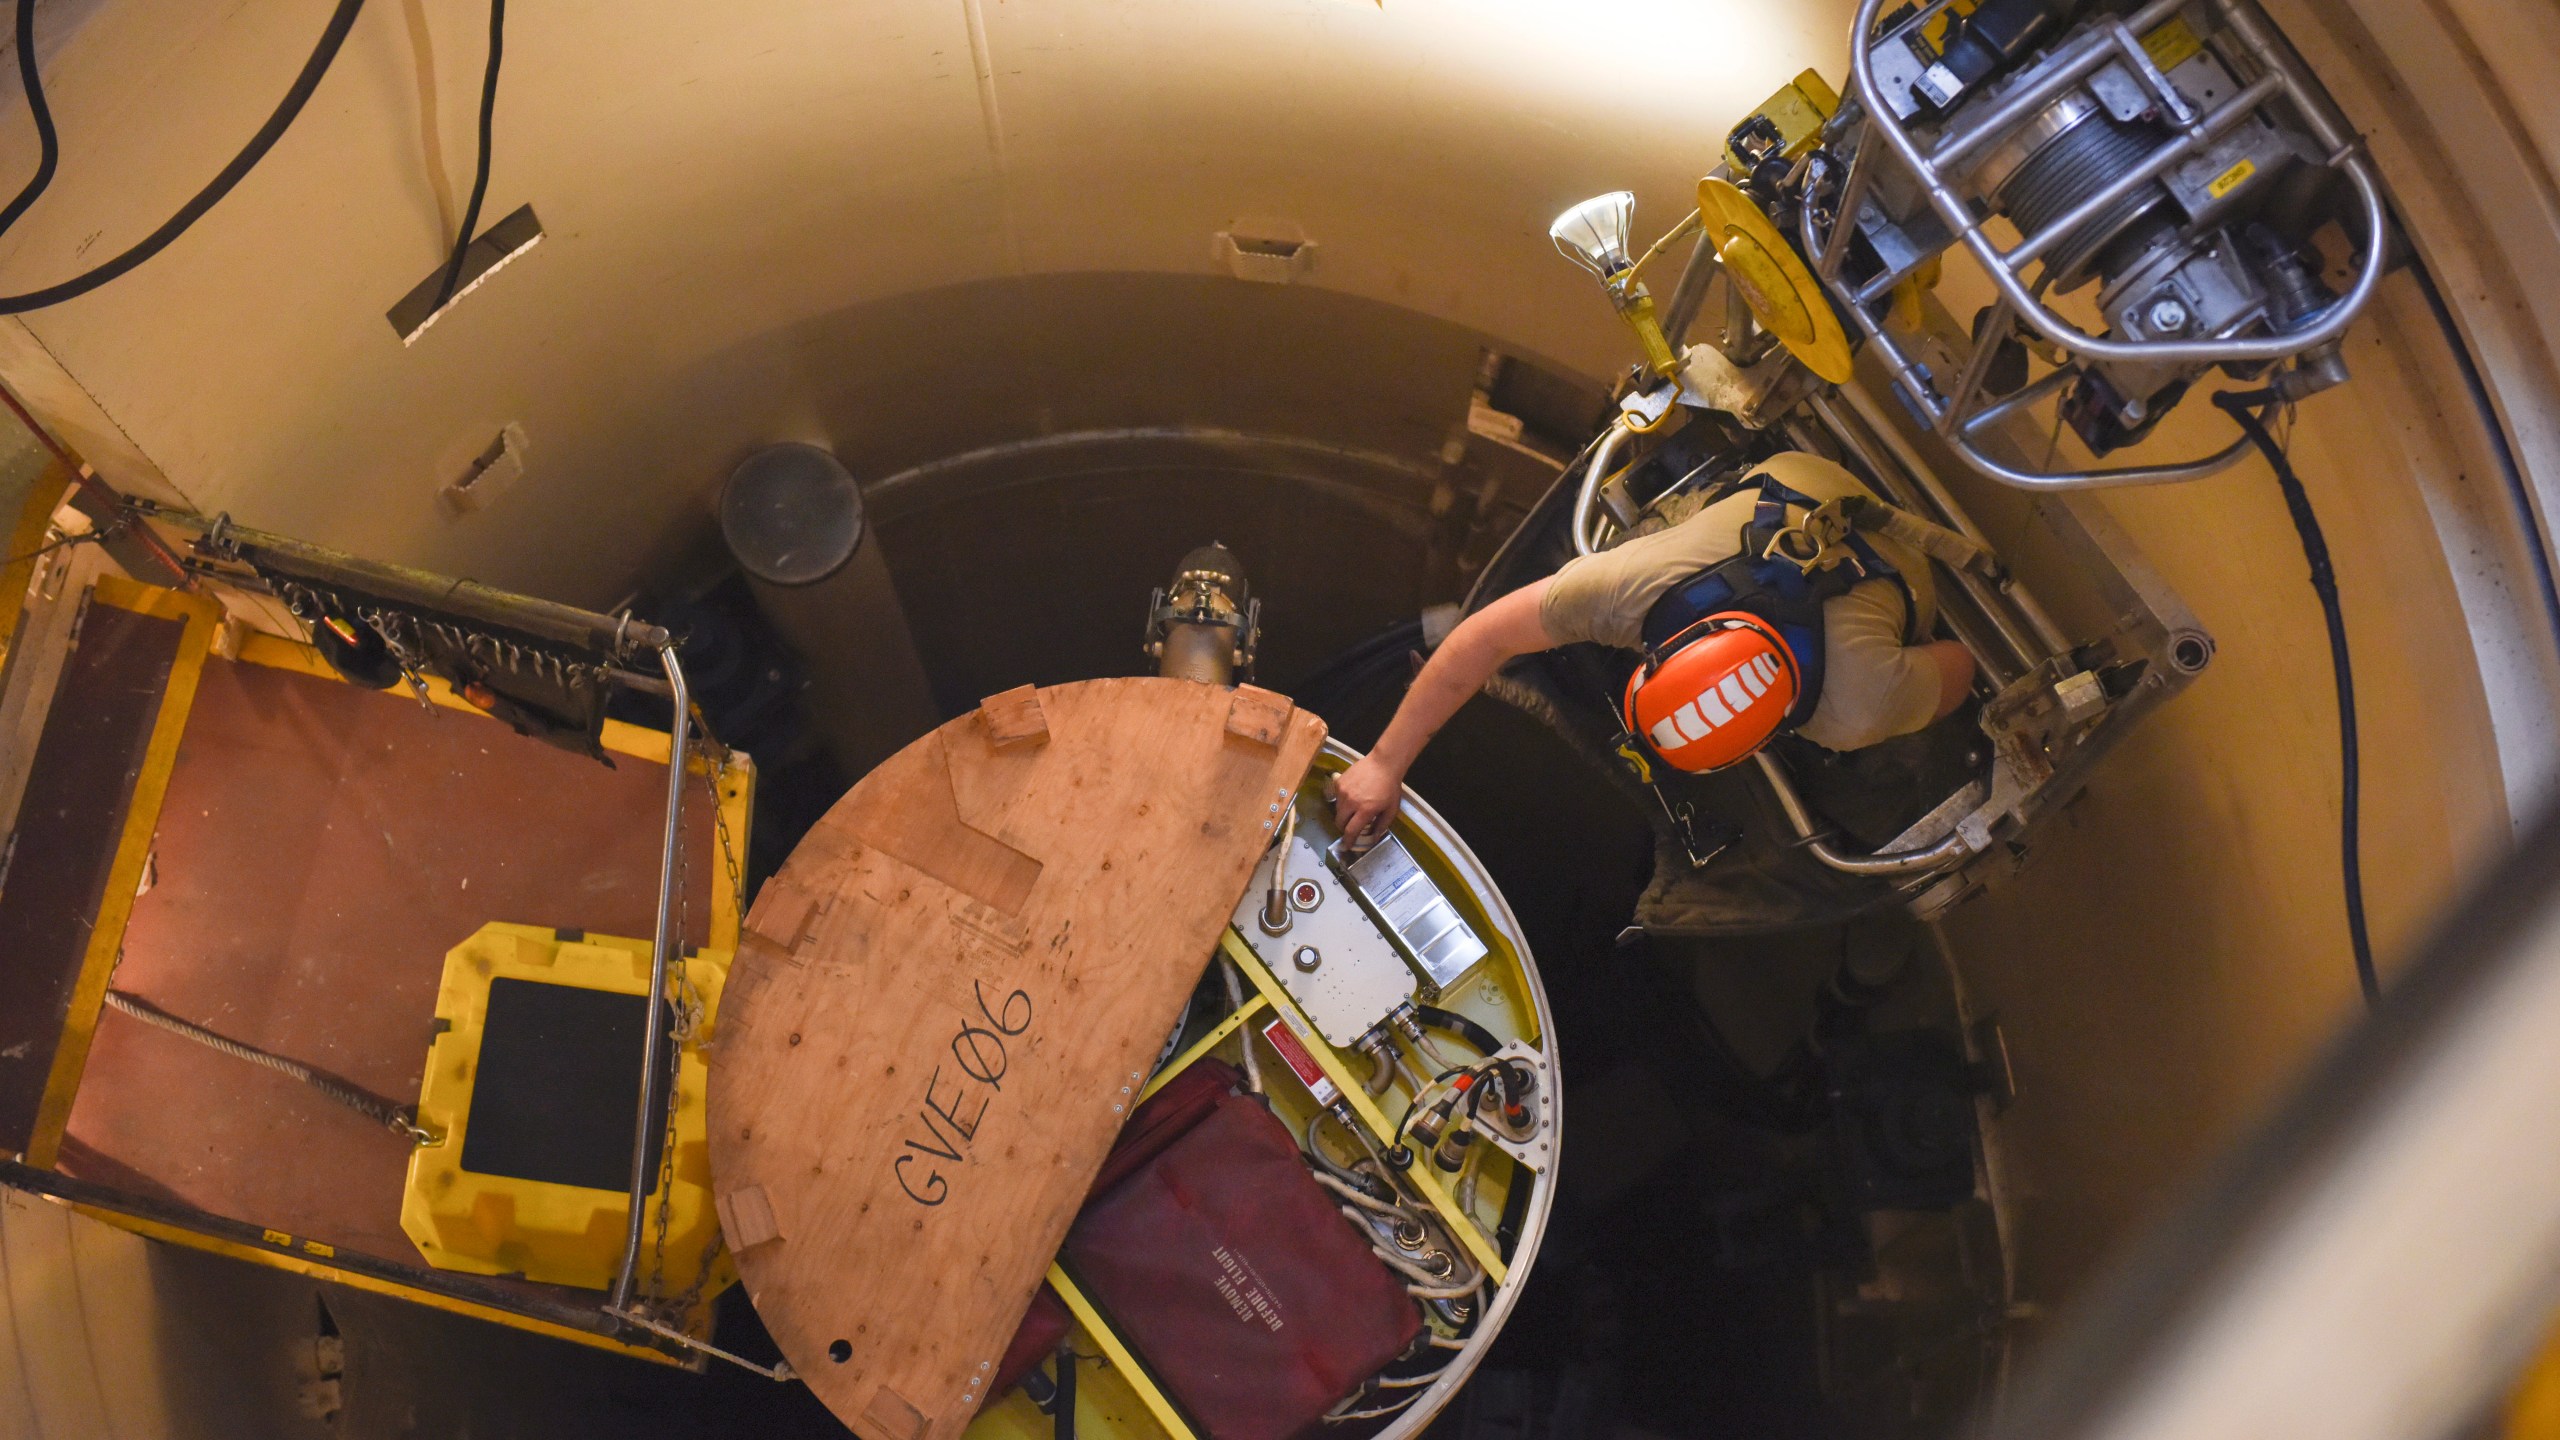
[1718,673,1753,715]
[1673,699,1711,740]
[1694,684,1731,727]
[1736,659,1769,698]
[1650,716,1686,750]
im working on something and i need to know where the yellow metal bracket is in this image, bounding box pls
[1217,929,1508,1283]
[1138,994,1269,1104]
[1047,1264,1198,1440]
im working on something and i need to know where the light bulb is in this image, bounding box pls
[1549,191,1639,277]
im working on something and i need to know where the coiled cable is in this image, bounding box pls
[0,0,369,315]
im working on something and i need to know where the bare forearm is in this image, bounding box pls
[1331,580,1557,843]
[1370,640,1505,772]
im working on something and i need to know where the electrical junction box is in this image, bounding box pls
[1229,809,1490,1046]
[1231,817,1414,1047]
[1334,834,1489,999]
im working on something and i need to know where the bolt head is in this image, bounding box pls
[2145,297,2191,333]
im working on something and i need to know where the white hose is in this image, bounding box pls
[1571,418,1635,557]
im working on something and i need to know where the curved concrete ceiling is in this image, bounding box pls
[0,0,1845,599]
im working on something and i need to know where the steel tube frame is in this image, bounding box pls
[1803,395,2056,674]
[1806,0,2392,489]
[1660,225,1722,351]
[1826,388,2072,654]
[1843,0,2388,367]
[1754,751,1973,877]
[610,642,693,1313]
[1809,211,2265,489]
[1571,418,1635,557]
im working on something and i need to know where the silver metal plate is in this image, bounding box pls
[1230,825,1415,1047]
[1475,1040,1556,1174]
[1340,836,1490,995]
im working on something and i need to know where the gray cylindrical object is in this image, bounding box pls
[1158,623,1235,685]
[721,442,865,586]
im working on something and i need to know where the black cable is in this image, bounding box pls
[431,0,504,311]
[0,0,367,316]
[0,0,59,241]
[0,528,94,568]
[1051,1347,1077,1440]
[1411,1003,1501,1057]
[2214,388,2377,1005]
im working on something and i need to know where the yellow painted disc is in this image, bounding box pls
[1697,177,1855,384]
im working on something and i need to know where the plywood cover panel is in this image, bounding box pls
[710,678,1323,1440]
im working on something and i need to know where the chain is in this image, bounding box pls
[267,577,618,692]
[634,753,686,1301]
[640,733,744,1326]
[702,740,747,925]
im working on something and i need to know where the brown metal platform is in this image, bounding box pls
[59,653,720,1286]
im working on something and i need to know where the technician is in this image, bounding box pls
[1332,449,1975,844]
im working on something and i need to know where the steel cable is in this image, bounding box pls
[104,988,430,1142]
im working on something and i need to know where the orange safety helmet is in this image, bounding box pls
[1621,613,1802,773]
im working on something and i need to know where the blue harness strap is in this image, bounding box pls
[1635,472,1918,730]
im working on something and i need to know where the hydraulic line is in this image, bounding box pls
[0,0,369,315]
[2213,388,2377,1005]
[1411,1004,1501,1056]
[0,0,59,241]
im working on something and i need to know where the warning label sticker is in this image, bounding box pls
[1259,1016,1339,1106]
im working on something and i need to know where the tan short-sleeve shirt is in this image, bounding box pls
[1538,451,1943,752]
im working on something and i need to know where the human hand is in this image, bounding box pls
[1329,755,1405,851]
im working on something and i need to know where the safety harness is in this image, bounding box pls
[1605,470,2000,862]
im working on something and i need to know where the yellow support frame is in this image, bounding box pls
[23,574,221,1169]
[1047,1264,1198,1440]
[67,1203,679,1362]
[19,592,752,1365]
[1138,994,1269,1104]
[1216,929,1508,1283]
